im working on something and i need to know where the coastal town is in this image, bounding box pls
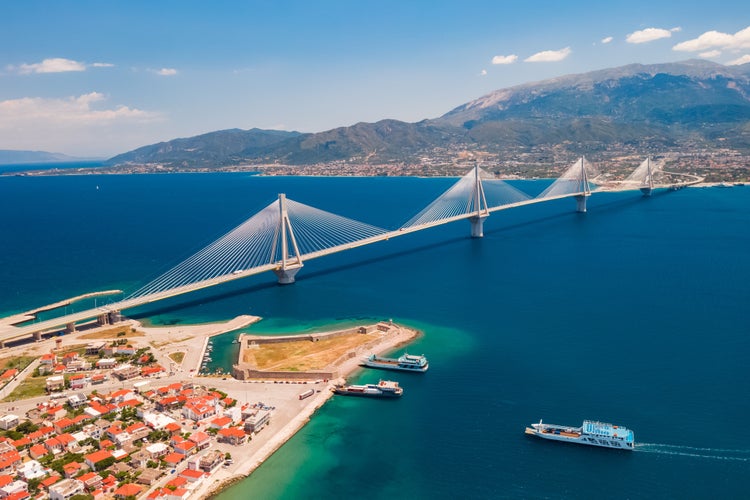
[0,316,419,500]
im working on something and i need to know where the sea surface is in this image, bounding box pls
[1,173,749,499]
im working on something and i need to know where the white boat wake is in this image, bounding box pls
[635,443,750,462]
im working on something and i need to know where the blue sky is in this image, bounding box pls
[1,0,749,157]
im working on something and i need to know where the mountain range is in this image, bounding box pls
[109,59,750,168]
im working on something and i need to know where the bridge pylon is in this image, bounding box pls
[469,164,490,237]
[272,193,304,284]
[574,157,591,213]
[640,157,654,197]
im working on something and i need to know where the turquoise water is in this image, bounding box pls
[1,174,749,499]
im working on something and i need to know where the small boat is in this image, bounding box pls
[232,339,239,344]
[203,357,212,362]
[525,419,634,450]
[333,380,403,398]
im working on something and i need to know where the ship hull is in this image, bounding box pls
[333,389,401,398]
[362,360,429,373]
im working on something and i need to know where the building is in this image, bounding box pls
[96,358,117,369]
[84,450,114,471]
[198,450,224,473]
[217,427,246,445]
[45,376,65,392]
[0,416,19,431]
[112,364,139,381]
[48,478,84,500]
[244,409,271,433]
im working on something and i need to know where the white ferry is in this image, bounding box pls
[525,419,634,450]
[333,380,403,398]
[362,353,428,372]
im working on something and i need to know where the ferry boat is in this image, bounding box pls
[333,380,403,398]
[525,419,634,450]
[362,353,428,372]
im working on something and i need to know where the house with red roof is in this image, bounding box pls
[4,491,30,500]
[182,401,217,422]
[29,444,48,460]
[164,476,187,490]
[164,422,181,435]
[162,452,183,467]
[0,450,22,474]
[209,416,232,429]
[84,450,113,471]
[188,431,211,451]
[166,487,190,500]
[44,405,66,420]
[113,483,142,499]
[217,427,246,445]
[141,365,165,377]
[53,418,75,434]
[56,433,77,451]
[172,440,195,456]
[0,369,18,380]
[43,438,63,455]
[77,471,103,492]
[179,468,204,483]
[39,475,62,492]
[62,461,83,479]
[11,438,30,451]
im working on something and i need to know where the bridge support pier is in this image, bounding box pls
[575,194,588,213]
[0,341,5,349]
[97,314,110,327]
[469,214,488,238]
[65,322,76,334]
[274,264,303,285]
[33,331,42,341]
[107,311,121,324]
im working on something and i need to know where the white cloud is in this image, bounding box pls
[0,92,157,123]
[0,92,161,155]
[727,54,750,66]
[10,58,115,74]
[491,54,518,65]
[480,69,487,76]
[699,50,721,58]
[670,27,682,33]
[626,27,673,44]
[524,47,571,63]
[155,68,178,76]
[673,26,750,52]
[18,58,86,74]
[601,36,613,44]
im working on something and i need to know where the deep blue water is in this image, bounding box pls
[1,173,749,499]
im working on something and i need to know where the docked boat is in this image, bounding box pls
[525,419,634,450]
[362,353,428,372]
[333,380,403,398]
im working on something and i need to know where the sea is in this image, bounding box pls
[1,172,748,499]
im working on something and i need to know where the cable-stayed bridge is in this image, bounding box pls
[0,157,700,344]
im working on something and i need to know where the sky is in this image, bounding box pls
[1,0,750,157]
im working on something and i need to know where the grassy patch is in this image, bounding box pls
[0,355,36,373]
[78,325,144,339]
[3,376,48,401]
[150,336,193,348]
[244,333,378,371]
[168,352,185,364]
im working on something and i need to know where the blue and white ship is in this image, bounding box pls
[525,420,635,450]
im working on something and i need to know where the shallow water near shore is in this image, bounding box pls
[2,174,749,499]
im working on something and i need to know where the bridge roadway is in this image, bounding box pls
[0,180,697,344]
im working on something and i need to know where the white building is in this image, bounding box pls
[17,460,47,481]
[48,478,84,500]
[0,414,19,430]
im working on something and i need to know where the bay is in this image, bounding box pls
[1,173,748,499]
